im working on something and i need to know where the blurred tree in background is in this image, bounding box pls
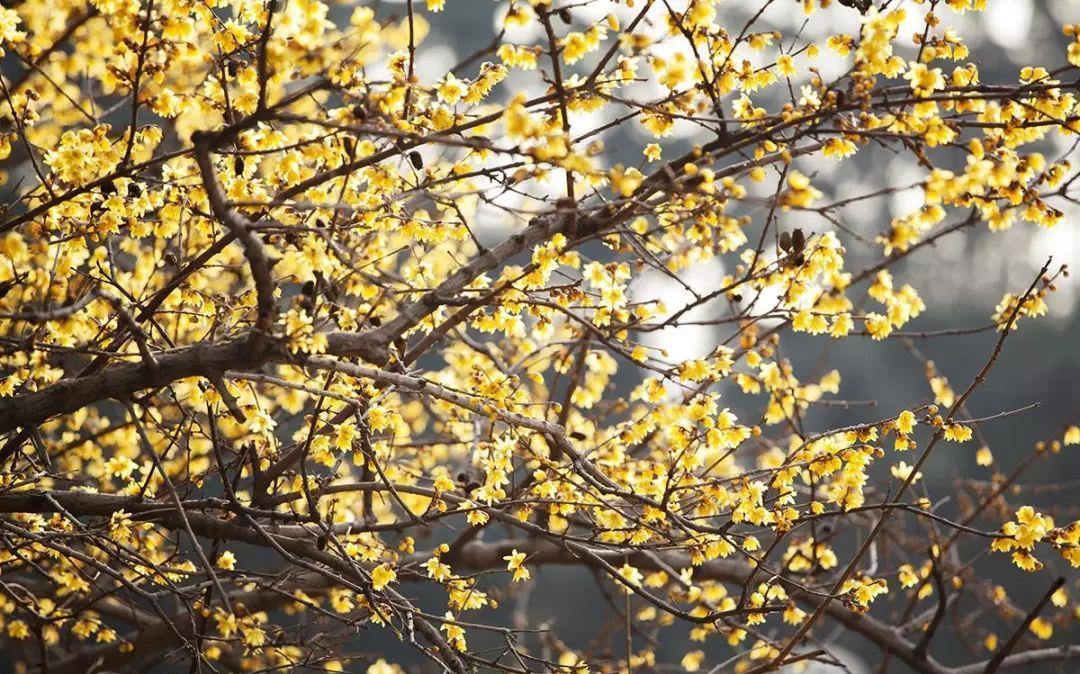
[0,0,1079,673]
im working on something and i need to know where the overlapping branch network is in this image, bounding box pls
[1,1,1079,673]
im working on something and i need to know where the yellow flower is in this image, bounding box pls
[609,165,644,197]
[897,564,919,588]
[371,563,397,591]
[215,612,239,638]
[890,461,922,483]
[640,106,675,137]
[561,28,605,65]
[0,7,24,43]
[441,612,467,650]
[905,62,946,96]
[1051,587,1068,608]
[841,576,888,609]
[944,424,973,443]
[109,511,134,544]
[617,563,643,589]
[865,313,893,340]
[1011,550,1043,572]
[7,620,30,639]
[437,73,467,104]
[1029,617,1053,640]
[424,556,453,582]
[1064,425,1080,445]
[217,551,237,571]
[826,34,853,56]
[782,171,822,208]
[241,624,266,648]
[681,650,705,672]
[783,604,806,625]
[503,549,530,582]
[104,455,139,480]
[823,138,857,160]
[498,44,539,70]
[896,410,916,435]
[330,589,354,613]
[777,54,796,77]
